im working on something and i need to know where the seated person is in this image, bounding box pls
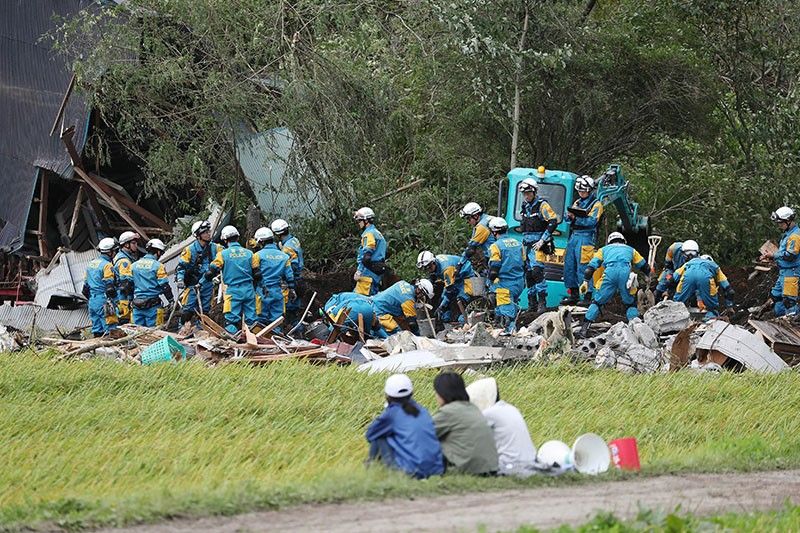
[365,374,444,479]
[432,372,498,475]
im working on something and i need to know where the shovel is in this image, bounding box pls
[637,235,661,314]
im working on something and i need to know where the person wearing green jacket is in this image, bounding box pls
[432,372,498,475]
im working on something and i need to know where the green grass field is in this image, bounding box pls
[2,352,800,530]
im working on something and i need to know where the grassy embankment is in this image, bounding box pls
[2,352,799,530]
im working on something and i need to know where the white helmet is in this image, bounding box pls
[220,225,240,241]
[98,237,117,253]
[354,207,375,222]
[119,231,139,245]
[384,373,413,398]
[416,251,436,269]
[254,227,274,242]
[460,202,482,218]
[607,232,626,244]
[146,238,166,251]
[700,254,714,262]
[415,279,434,300]
[518,178,538,194]
[489,216,508,232]
[771,206,796,223]
[682,239,699,256]
[191,220,212,236]
[270,218,290,235]
[576,175,595,192]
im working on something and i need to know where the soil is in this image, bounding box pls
[105,469,800,532]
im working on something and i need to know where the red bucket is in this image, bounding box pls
[609,437,641,471]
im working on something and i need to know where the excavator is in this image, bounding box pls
[498,164,651,308]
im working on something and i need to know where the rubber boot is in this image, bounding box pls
[527,290,537,311]
[577,320,592,339]
[560,288,579,306]
[537,296,547,314]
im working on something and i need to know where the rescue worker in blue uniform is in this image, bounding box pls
[562,176,604,305]
[114,231,140,324]
[373,279,434,336]
[323,291,383,339]
[206,225,258,334]
[578,232,652,337]
[353,207,387,296]
[458,202,494,272]
[271,218,304,325]
[672,250,734,319]
[82,238,119,337]
[654,241,690,302]
[761,206,800,317]
[253,227,295,329]
[487,217,525,332]
[517,178,559,313]
[176,220,223,323]
[131,238,173,327]
[416,251,477,323]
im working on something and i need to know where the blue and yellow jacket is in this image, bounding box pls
[464,213,494,258]
[208,242,257,289]
[113,249,136,297]
[435,254,475,289]
[569,194,603,235]
[488,237,525,285]
[674,257,730,294]
[255,243,295,289]
[280,234,304,276]
[177,241,223,284]
[663,242,688,272]
[84,254,117,300]
[520,198,558,244]
[776,225,800,270]
[131,253,171,300]
[586,243,649,276]
[324,291,375,324]
[357,224,387,273]
[373,280,417,319]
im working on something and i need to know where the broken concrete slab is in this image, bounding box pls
[644,300,691,335]
[529,307,574,345]
[696,320,788,373]
[0,325,18,352]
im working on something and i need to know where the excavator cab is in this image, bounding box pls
[498,164,649,309]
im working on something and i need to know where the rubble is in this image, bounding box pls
[696,320,788,373]
[643,300,691,335]
[577,319,668,373]
[0,325,18,352]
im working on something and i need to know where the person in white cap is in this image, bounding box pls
[176,220,223,324]
[466,377,537,477]
[353,207,387,296]
[114,231,140,324]
[82,238,120,337]
[205,226,258,335]
[130,239,173,327]
[365,374,444,479]
[371,279,434,336]
[762,206,800,316]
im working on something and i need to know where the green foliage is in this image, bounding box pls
[53,0,800,273]
[2,354,800,529]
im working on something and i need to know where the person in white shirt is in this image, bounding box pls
[466,377,537,476]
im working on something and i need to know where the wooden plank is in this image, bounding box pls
[37,172,50,258]
[50,74,76,137]
[73,166,151,240]
[68,186,84,242]
[256,316,284,338]
[89,172,171,231]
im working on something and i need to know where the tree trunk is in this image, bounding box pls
[510,5,530,169]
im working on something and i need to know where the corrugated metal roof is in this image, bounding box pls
[236,127,323,220]
[0,0,93,251]
[0,303,90,332]
[34,249,98,307]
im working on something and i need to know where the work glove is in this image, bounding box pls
[103,299,117,318]
[204,270,215,282]
[726,288,735,307]
[353,270,362,281]
[579,281,589,296]
[533,239,545,251]
[626,272,638,290]
[288,289,297,302]
[176,278,185,292]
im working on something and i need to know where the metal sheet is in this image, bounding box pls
[697,320,788,373]
[0,303,90,332]
[34,249,98,307]
[235,127,323,220]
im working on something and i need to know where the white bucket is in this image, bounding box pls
[571,433,611,475]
